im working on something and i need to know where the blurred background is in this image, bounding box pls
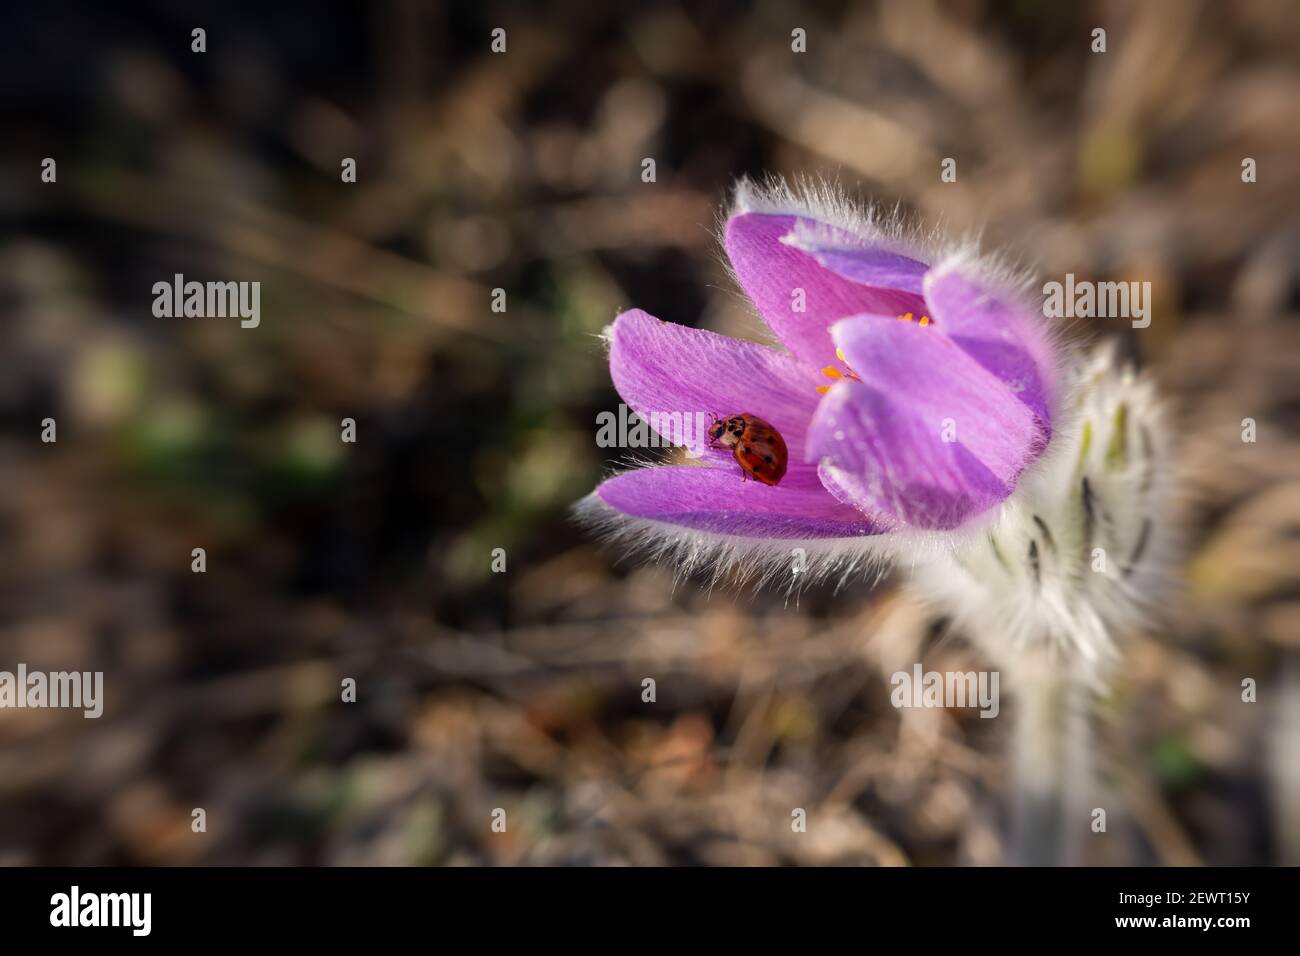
[1,0,1298,865]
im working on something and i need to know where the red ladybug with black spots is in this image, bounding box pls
[707,414,788,486]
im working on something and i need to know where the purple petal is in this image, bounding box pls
[594,465,880,539]
[833,314,1047,484]
[923,266,1057,429]
[725,213,927,370]
[782,224,929,295]
[809,382,1009,530]
[607,309,822,462]
[806,316,1049,529]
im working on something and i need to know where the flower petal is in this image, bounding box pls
[806,315,1049,529]
[923,265,1057,429]
[808,380,1009,530]
[782,220,929,294]
[725,213,927,369]
[594,464,881,539]
[607,308,821,462]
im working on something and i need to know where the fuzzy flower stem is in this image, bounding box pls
[1012,666,1093,865]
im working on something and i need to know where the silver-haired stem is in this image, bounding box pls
[1011,664,1094,866]
[1271,653,1300,865]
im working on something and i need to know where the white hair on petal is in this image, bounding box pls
[572,488,896,597]
[729,173,946,259]
[723,172,1020,287]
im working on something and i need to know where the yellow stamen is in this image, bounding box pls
[818,347,862,396]
[919,315,930,327]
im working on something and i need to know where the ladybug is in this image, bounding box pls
[707,414,789,486]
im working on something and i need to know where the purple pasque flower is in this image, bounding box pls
[580,179,1059,560]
